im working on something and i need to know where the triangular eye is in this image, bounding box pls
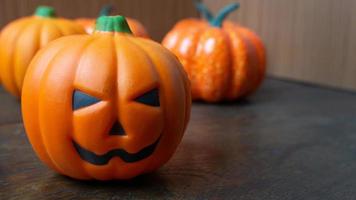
[135,88,160,107]
[73,90,101,110]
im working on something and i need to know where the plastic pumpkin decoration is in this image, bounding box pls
[22,15,191,180]
[75,5,149,38]
[162,2,266,102]
[0,6,85,97]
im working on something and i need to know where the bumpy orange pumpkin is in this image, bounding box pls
[22,16,191,180]
[163,2,266,102]
[75,5,149,38]
[0,6,85,97]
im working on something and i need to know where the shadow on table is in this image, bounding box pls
[40,172,175,198]
[60,171,166,187]
[193,97,252,106]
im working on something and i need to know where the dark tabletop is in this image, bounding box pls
[1,79,356,200]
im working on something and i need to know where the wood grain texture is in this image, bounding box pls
[0,0,199,41]
[204,0,356,91]
[1,79,356,199]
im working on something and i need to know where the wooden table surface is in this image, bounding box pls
[1,79,356,200]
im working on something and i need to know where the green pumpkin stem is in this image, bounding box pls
[34,6,56,18]
[210,3,240,27]
[95,15,132,34]
[99,4,113,17]
[194,0,214,22]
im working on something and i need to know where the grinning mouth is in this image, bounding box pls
[72,136,161,165]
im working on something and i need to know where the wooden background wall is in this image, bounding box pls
[0,0,198,41]
[0,0,355,91]
[204,0,356,91]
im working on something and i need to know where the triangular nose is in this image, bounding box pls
[110,121,125,136]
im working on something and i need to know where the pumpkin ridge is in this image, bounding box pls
[38,19,48,48]
[111,35,118,103]
[195,28,231,101]
[181,24,208,79]
[220,24,244,99]
[116,35,161,98]
[115,38,162,135]
[0,18,24,95]
[238,27,266,94]
[73,36,110,179]
[219,29,234,100]
[162,20,208,100]
[126,36,189,172]
[220,28,235,100]
[27,39,77,174]
[236,28,261,97]
[137,37,191,130]
[37,43,77,176]
[38,37,96,179]
[6,19,34,96]
[176,59,191,132]
[113,36,160,177]
[134,37,191,132]
[73,35,111,99]
[167,37,192,131]
[73,35,118,179]
[222,24,242,99]
[190,26,212,99]
[14,20,43,90]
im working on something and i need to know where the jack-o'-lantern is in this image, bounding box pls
[0,6,85,97]
[163,2,266,102]
[75,5,149,38]
[22,16,191,180]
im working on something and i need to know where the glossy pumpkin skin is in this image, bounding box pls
[75,17,149,38]
[0,6,85,97]
[22,16,190,180]
[162,4,266,102]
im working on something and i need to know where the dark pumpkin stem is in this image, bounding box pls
[34,6,56,18]
[95,15,132,34]
[99,4,114,17]
[210,3,240,27]
[194,0,214,22]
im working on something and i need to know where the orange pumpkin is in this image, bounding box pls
[22,16,191,180]
[75,5,149,38]
[0,6,85,97]
[163,3,266,102]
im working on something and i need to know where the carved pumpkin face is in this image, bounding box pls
[0,6,85,97]
[22,16,191,180]
[162,3,266,102]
